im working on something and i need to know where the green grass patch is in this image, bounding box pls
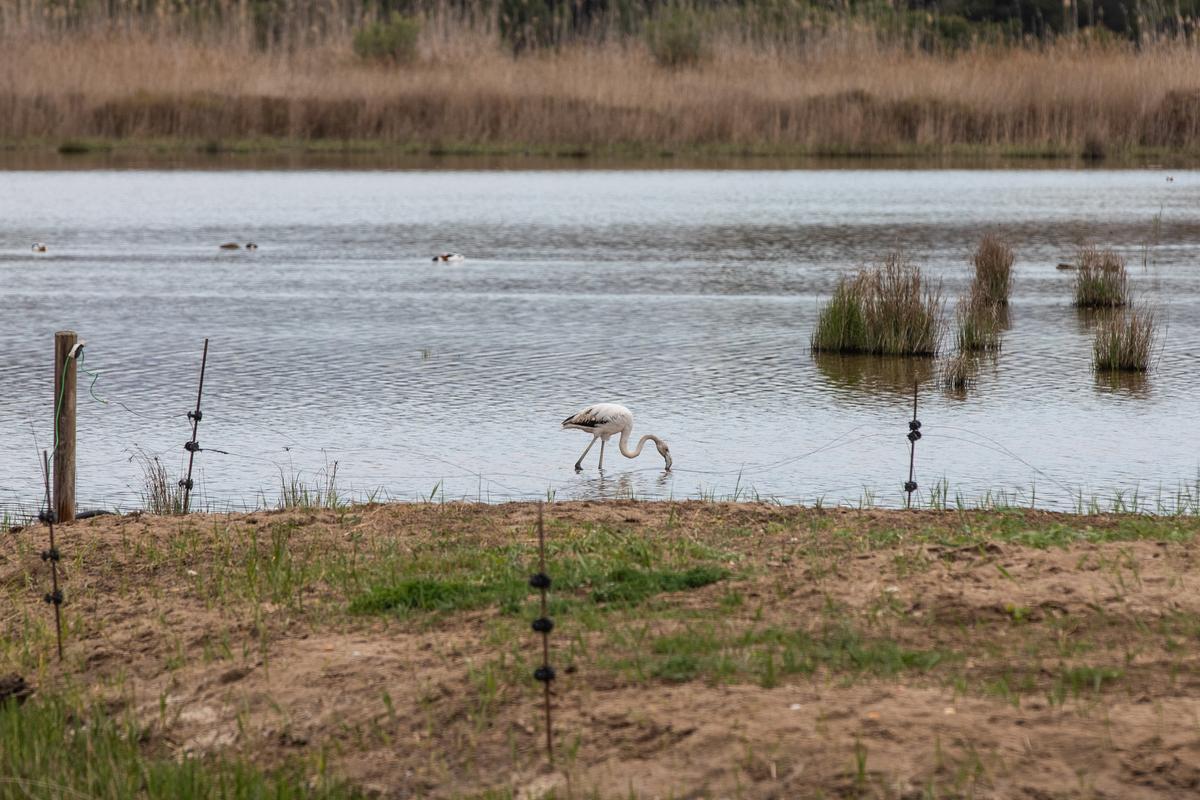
[348,525,732,617]
[349,578,495,614]
[589,565,729,604]
[0,695,358,800]
[636,622,953,685]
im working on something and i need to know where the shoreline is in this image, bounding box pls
[3,137,1198,170]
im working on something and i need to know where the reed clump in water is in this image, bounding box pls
[955,290,1004,352]
[811,255,943,356]
[1074,246,1129,308]
[972,234,1013,306]
[1093,306,1156,372]
[941,352,978,393]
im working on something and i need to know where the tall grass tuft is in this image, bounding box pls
[279,461,342,510]
[1074,246,1129,308]
[955,290,1004,352]
[135,451,184,515]
[1093,306,1156,372]
[941,353,976,393]
[811,254,943,356]
[971,234,1014,306]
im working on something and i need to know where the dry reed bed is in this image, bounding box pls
[3,34,1200,152]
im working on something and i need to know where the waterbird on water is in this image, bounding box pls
[562,403,672,472]
[31,243,47,253]
[433,253,465,262]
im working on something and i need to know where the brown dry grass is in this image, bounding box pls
[3,18,1200,155]
[3,502,1200,798]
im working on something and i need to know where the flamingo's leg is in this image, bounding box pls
[599,439,606,470]
[574,437,597,472]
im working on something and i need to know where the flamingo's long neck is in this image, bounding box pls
[618,427,658,459]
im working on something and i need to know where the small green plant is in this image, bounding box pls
[279,461,341,509]
[811,254,944,355]
[135,449,184,515]
[353,13,420,64]
[971,233,1014,305]
[1093,305,1156,372]
[645,8,707,68]
[1074,246,1128,308]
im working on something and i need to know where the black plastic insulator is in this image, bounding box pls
[188,410,203,422]
[534,665,556,683]
[184,441,201,453]
[44,590,63,606]
[907,430,922,442]
[904,481,918,493]
[532,617,554,634]
[37,510,56,524]
[178,478,194,490]
[909,420,922,431]
[529,573,551,590]
[41,548,60,562]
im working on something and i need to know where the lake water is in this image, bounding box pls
[1,165,1197,516]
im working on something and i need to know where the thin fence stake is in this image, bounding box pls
[530,501,555,766]
[904,383,922,509]
[39,450,64,662]
[181,338,209,514]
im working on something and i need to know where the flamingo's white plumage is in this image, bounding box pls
[562,403,672,472]
[433,253,465,263]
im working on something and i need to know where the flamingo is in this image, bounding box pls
[562,403,672,472]
[433,253,465,263]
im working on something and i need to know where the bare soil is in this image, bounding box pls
[3,502,1199,799]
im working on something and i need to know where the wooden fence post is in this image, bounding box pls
[53,330,77,524]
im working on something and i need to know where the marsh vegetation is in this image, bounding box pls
[1093,305,1157,372]
[4,2,1200,157]
[1073,246,1130,308]
[811,254,944,356]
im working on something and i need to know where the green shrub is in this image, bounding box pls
[645,8,707,68]
[353,14,420,64]
[499,0,561,52]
